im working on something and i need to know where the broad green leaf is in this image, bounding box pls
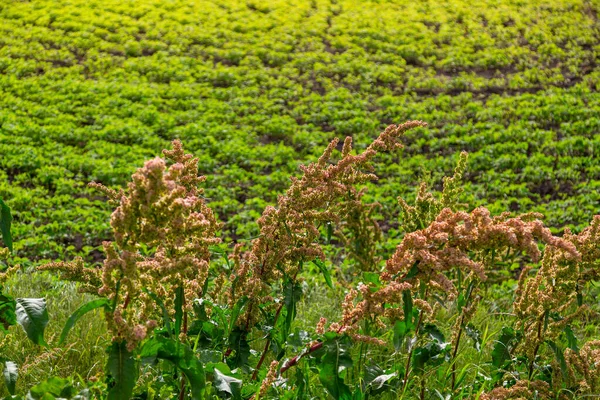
[364,365,396,395]
[326,222,333,243]
[457,281,475,312]
[106,341,137,400]
[28,376,76,399]
[213,367,242,400]
[318,339,352,400]
[422,324,445,344]
[140,336,205,400]
[491,327,519,369]
[0,292,16,332]
[352,388,365,400]
[228,297,248,336]
[405,262,420,279]
[3,361,17,395]
[564,325,578,352]
[294,367,307,400]
[227,328,250,370]
[0,199,12,253]
[393,321,408,351]
[362,272,380,288]
[197,350,223,364]
[312,259,333,289]
[15,298,48,346]
[59,298,110,345]
[411,342,447,375]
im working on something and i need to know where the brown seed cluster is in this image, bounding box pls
[335,207,577,334]
[513,246,582,361]
[258,360,279,398]
[480,379,553,400]
[565,340,600,394]
[38,257,101,294]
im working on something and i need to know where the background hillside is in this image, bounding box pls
[1,0,599,264]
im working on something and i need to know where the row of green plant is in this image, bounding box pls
[2,121,600,399]
[1,0,600,265]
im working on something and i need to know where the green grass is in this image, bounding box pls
[0,272,108,396]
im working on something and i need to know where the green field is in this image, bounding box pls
[1,0,600,263]
[2,0,600,399]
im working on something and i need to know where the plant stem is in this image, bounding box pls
[279,320,351,375]
[280,341,324,374]
[450,315,465,391]
[402,302,426,392]
[528,312,546,379]
[251,302,285,381]
[252,267,301,380]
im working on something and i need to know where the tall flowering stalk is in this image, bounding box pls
[337,208,577,331]
[226,121,427,379]
[228,121,427,328]
[324,207,578,393]
[514,246,582,377]
[477,215,600,398]
[42,141,220,350]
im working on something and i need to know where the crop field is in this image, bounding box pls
[1,0,600,399]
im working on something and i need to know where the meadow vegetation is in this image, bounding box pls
[1,0,600,399]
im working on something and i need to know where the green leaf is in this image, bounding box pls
[175,286,184,337]
[294,367,307,400]
[59,298,110,345]
[15,298,49,346]
[28,376,76,399]
[213,367,242,400]
[465,323,482,352]
[318,339,352,400]
[106,341,137,400]
[197,350,223,364]
[0,292,16,332]
[491,327,518,369]
[422,324,445,344]
[227,328,250,371]
[564,325,578,352]
[393,321,408,351]
[457,281,475,312]
[364,365,396,395]
[411,342,446,375]
[228,297,248,336]
[0,199,13,253]
[402,290,414,330]
[362,272,380,288]
[140,336,205,400]
[547,340,568,382]
[312,259,333,289]
[283,280,303,339]
[3,361,17,395]
[405,262,420,279]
